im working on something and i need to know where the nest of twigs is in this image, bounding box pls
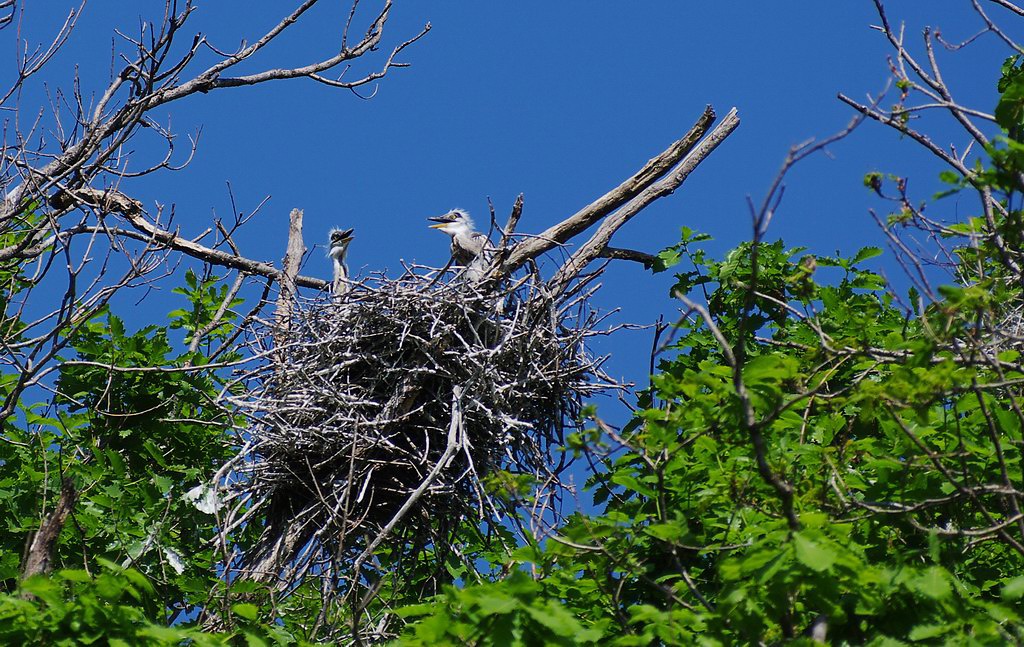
[220,268,617,586]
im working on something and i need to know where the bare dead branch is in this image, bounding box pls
[492,105,725,278]
[275,208,306,339]
[46,186,330,290]
[599,247,657,267]
[988,0,1024,17]
[546,108,739,295]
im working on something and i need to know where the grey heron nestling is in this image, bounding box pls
[328,227,354,298]
[428,209,491,282]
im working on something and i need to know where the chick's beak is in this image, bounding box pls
[427,214,450,229]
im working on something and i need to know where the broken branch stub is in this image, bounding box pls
[275,208,306,339]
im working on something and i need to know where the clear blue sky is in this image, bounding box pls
[14,2,1010,421]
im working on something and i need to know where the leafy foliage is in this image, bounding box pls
[0,270,295,643]
[1,562,216,646]
[397,571,606,646]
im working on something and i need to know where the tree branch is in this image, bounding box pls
[492,105,725,278]
[22,476,78,578]
[547,108,740,294]
[276,208,306,342]
[51,187,329,290]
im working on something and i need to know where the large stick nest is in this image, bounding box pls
[220,268,618,585]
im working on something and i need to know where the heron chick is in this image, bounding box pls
[328,227,354,298]
[427,209,490,282]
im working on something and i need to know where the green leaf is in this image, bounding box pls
[1003,576,1024,601]
[852,246,883,264]
[792,533,836,572]
[58,569,93,583]
[474,592,519,616]
[395,603,437,618]
[644,522,684,541]
[910,567,953,601]
[523,601,582,637]
[908,623,950,641]
[243,631,269,647]
[137,625,187,641]
[232,602,260,621]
